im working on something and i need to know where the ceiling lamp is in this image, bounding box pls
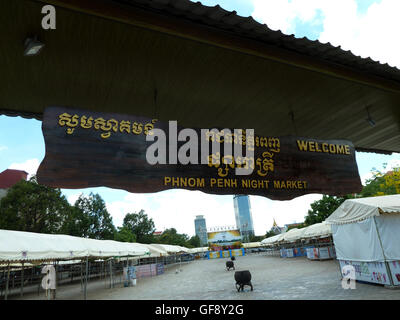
[24,36,45,56]
[365,107,376,127]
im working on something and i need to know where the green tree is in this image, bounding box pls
[187,235,201,248]
[73,193,116,240]
[0,176,71,234]
[265,229,277,238]
[304,195,350,225]
[249,235,265,242]
[122,210,155,243]
[360,165,400,197]
[158,228,189,246]
[60,205,90,237]
[114,226,136,242]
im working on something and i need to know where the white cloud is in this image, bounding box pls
[250,193,322,233]
[67,193,82,206]
[359,155,400,184]
[105,189,320,237]
[106,190,236,236]
[250,0,400,68]
[9,158,40,178]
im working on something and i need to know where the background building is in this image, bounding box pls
[233,195,254,242]
[194,215,208,246]
[271,219,285,234]
[284,222,304,232]
[0,169,28,200]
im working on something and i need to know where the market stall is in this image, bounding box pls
[0,229,150,299]
[301,222,335,261]
[326,195,400,286]
[260,233,285,256]
[280,228,307,258]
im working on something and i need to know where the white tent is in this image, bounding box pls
[281,228,301,242]
[0,229,149,262]
[242,242,262,249]
[188,247,209,254]
[149,243,189,254]
[261,233,284,246]
[302,222,332,239]
[325,195,400,224]
[140,244,169,257]
[325,195,400,286]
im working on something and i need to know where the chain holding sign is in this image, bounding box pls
[37,106,362,200]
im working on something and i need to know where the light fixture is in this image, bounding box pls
[24,36,45,56]
[365,107,376,127]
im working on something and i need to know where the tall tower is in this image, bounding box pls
[194,215,208,246]
[233,195,255,242]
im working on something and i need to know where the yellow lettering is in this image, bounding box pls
[180,177,187,187]
[231,179,238,188]
[164,177,171,185]
[322,143,329,153]
[336,145,345,154]
[210,178,217,187]
[197,178,205,188]
[297,140,308,151]
[345,145,350,155]
[309,141,315,152]
[172,177,180,187]
[188,178,196,187]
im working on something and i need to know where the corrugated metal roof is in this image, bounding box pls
[0,169,28,189]
[116,0,400,83]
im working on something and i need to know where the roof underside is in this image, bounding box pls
[1,0,399,153]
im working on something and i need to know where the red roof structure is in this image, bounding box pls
[0,169,28,189]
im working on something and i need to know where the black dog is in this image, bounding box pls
[226,260,235,271]
[234,270,253,292]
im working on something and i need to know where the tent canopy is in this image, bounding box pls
[326,195,400,225]
[282,228,306,242]
[150,243,189,254]
[140,244,169,257]
[242,242,262,248]
[302,222,332,239]
[261,222,333,245]
[261,233,285,246]
[0,229,161,262]
[188,247,209,254]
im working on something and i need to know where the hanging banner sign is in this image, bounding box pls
[37,106,362,200]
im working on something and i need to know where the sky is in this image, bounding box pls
[1,0,400,237]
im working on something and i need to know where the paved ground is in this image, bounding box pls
[12,254,400,300]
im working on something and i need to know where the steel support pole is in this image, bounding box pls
[80,261,83,292]
[20,262,24,297]
[109,260,113,288]
[84,257,89,300]
[5,263,10,300]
